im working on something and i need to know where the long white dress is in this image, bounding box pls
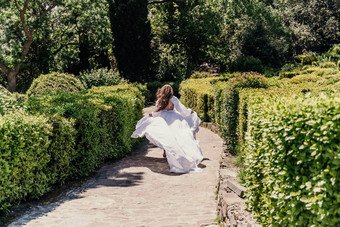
[131,96,203,173]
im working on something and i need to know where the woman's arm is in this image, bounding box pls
[171,96,193,117]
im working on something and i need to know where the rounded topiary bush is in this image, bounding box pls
[27,72,84,97]
[78,68,127,89]
[230,72,268,88]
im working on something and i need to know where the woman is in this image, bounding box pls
[131,85,203,173]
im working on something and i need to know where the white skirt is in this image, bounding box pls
[131,110,203,173]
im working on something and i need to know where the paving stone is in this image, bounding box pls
[227,180,247,198]
[220,169,238,179]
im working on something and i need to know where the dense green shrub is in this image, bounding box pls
[214,82,239,154]
[318,74,340,86]
[243,94,340,226]
[0,83,144,212]
[45,116,76,185]
[27,84,144,177]
[26,72,84,97]
[0,85,10,96]
[289,74,322,84]
[0,113,76,212]
[180,72,268,154]
[179,78,218,122]
[0,113,52,211]
[228,56,263,73]
[279,71,298,79]
[78,68,127,89]
[0,90,26,115]
[181,69,339,158]
[323,44,340,62]
[229,72,268,89]
[295,53,316,65]
[214,72,266,155]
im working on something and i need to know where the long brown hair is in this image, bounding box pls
[155,84,173,112]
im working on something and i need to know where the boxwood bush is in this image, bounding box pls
[229,72,268,89]
[1,84,144,212]
[0,113,75,211]
[27,84,144,177]
[180,72,268,154]
[243,94,340,226]
[0,90,26,115]
[180,56,339,225]
[27,72,84,97]
[179,77,218,122]
[214,81,239,154]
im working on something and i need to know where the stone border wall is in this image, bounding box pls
[200,122,260,227]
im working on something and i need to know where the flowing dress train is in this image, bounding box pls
[131,96,203,173]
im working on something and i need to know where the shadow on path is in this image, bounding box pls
[7,139,205,226]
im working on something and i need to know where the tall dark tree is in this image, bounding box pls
[107,0,151,82]
[150,0,220,78]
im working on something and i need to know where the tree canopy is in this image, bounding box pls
[0,0,339,92]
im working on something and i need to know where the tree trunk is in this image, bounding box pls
[7,71,18,93]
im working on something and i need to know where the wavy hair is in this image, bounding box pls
[155,84,173,112]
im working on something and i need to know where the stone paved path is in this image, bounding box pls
[10,109,223,227]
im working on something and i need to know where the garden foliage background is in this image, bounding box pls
[0,0,339,225]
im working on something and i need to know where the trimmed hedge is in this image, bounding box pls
[0,113,76,211]
[243,94,340,226]
[229,72,268,89]
[180,72,268,154]
[214,81,239,154]
[27,72,84,97]
[180,54,339,225]
[27,84,144,177]
[179,77,218,122]
[1,84,144,212]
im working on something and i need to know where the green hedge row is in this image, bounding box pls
[243,94,340,226]
[179,72,268,154]
[179,77,219,122]
[27,72,84,97]
[214,81,239,154]
[0,84,144,211]
[27,84,144,176]
[180,71,339,225]
[0,113,76,211]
